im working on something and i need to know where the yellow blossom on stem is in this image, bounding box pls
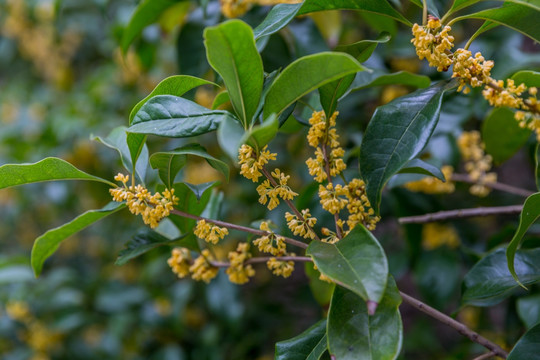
[285,209,317,239]
[267,253,295,278]
[194,219,229,244]
[256,168,298,210]
[321,227,339,244]
[319,183,348,214]
[452,49,494,93]
[190,249,219,283]
[457,131,497,197]
[404,165,455,194]
[253,221,286,256]
[238,144,277,182]
[411,18,454,72]
[482,79,526,108]
[422,223,460,250]
[345,178,380,232]
[226,243,255,284]
[167,247,191,278]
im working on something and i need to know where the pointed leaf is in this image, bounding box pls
[350,70,431,91]
[398,158,445,181]
[128,95,237,138]
[508,322,540,360]
[167,182,217,234]
[327,277,403,360]
[204,20,264,127]
[218,116,244,161]
[517,294,540,329]
[335,32,391,62]
[32,202,125,276]
[127,133,148,179]
[184,181,220,201]
[212,91,230,110]
[275,320,328,360]
[360,81,455,214]
[129,75,217,124]
[0,157,115,189]
[240,115,279,152]
[307,225,388,304]
[507,193,540,287]
[449,0,540,14]
[319,75,356,119]
[464,247,540,306]
[263,52,365,118]
[253,3,302,40]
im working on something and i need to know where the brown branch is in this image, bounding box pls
[451,173,535,197]
[398,205,523,224]
[210,256,312,268]
[169,208,308,249]
[472,351,497,360]
[400,292,508,359]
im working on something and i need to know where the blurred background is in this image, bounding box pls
[0,0,539,359]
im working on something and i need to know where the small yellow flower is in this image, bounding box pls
[238,144,277,182]
[404,165,455,194]
[256,168,298,210]
[285,209,317,239]
[226,243,255,284]
[345,178,380,231]
[167,247,191,278]
[411,18,454,72]
[253,221,286,255]
[457,131,497,197]
[194,219,229,244]
[319,183,348,214]
[267,254,295,278]
[422,223,460,250]
[190,249,219,283]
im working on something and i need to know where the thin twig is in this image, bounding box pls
[400,292,508,359]
[398,205,523,224]
[210,256,312,268]
[472,351,497,360]
[451,173,535,198]
[169,208,308,249]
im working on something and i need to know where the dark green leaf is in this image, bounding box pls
[253,3,302,40]
[275,320,327,360]
[327,278,403,360]
[319,75,356,119]
[121,0,179,53]
[517,294,540,329]
[335,32,391,62]
[507,193,540,288]
[217,116,245,161]
[263,52,364,118]
[128,95,237,138]
[0,157,115,189]
[482,107,531,164]
[305,261,335,306]
[398,158,445,181]
[449,0,540,14]
[168,182,216,234]
[115,229,185,266]
[204,20,264,127]
[307,225,388,304]
[350,70,431,91]
[184,181,219,201]
[512,70,540,86]
[535,144,540,191]
[32,202,125,276]
[240,115,279,151]
[129,75,216,124]
[298,0,411,26]
[360,81,455,214]
[507,322,540,360]
[463,248,540,306]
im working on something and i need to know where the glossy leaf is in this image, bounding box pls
[275,320,327,360]
[449,0,540,14]
[217,116,245,161]
[507,193,540,287]
[517,294,540,329]
[319,75,356,119]
[128,95,237,138]
[350,70,431,92]
[0,157,115,189]
[93,127,149,183]
[305,262,335,306]
[240,115,279,152]
[32,202,125,276]
[463,248,540,306]
[536,144,540,191]
[360,81,454,214]
[116,229,185,266]
[212,91,230,110]
[263,52,364,118]
[512,70,540,86]
[335,32,391,62]
[297,0,411,26]
[397,159,445,181]
[507,322,540,360]
[184,181,219,201]
[253,3,301,40]
[121,0,178,52]
[327,278,402,360]
[307,225,388,304]
[482,107,531,164]
[168,182,217,234]
[204,20,264,127]
[129,75,216,124]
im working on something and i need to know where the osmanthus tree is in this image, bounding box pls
[2,0,540,358]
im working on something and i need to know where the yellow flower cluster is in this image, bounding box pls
[220,0,301,18]
[457,131,497,197]
[452,49,494,93]
[267,256,295,278]
[256,169,298,210]
[194,219,229,244]
[422,223,460,250]
[411,18,454,71]
[238,144,277,182]
[190,249,219,283]
[285,209,317,239]
[253,221,286,256]
[319,183,348,214]
[515,87,540,140]
[305,111,347,182]
[344,178,380,232]
[321,227,339,244]
[226,243,256,284]
[167,247,191,278]
[404,165,455,194]
[110,174,178,228]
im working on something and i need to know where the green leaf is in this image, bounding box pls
[305,262,335,306]
[517,294,540,329]
[217,116,245,161]
[360,81,455,214]
[452,3,540,43]
[204,20,264,127]
[129,75,216,124]
[240,115,279,151]
[507,193,540,288]
[409,0,440,17]
[115,229,185,266]
[263,52,364,118]
[482,107,531,165]
[350,70,431,91]
[121,0,179,53]
[307,225,388,305]
[398,158,445,181]
[150,144,229,187]
[253,3,301,40]
[128,95,237,138]
[212,91,230,110]
[507,322,540,360]
[0,157,115,189]
[275,320,328,360]
[168,182,217,234]
[463,247,540,306]
[184,181,219,201]
[93,127,149,183]
[512,70,540,86]
[335,32,391,62]
[449,0,540,14]
[327,277,403,360]
[535,144,540,191]
[298,0,412,26]
[319,75,356,119]
[31,202,125,276]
